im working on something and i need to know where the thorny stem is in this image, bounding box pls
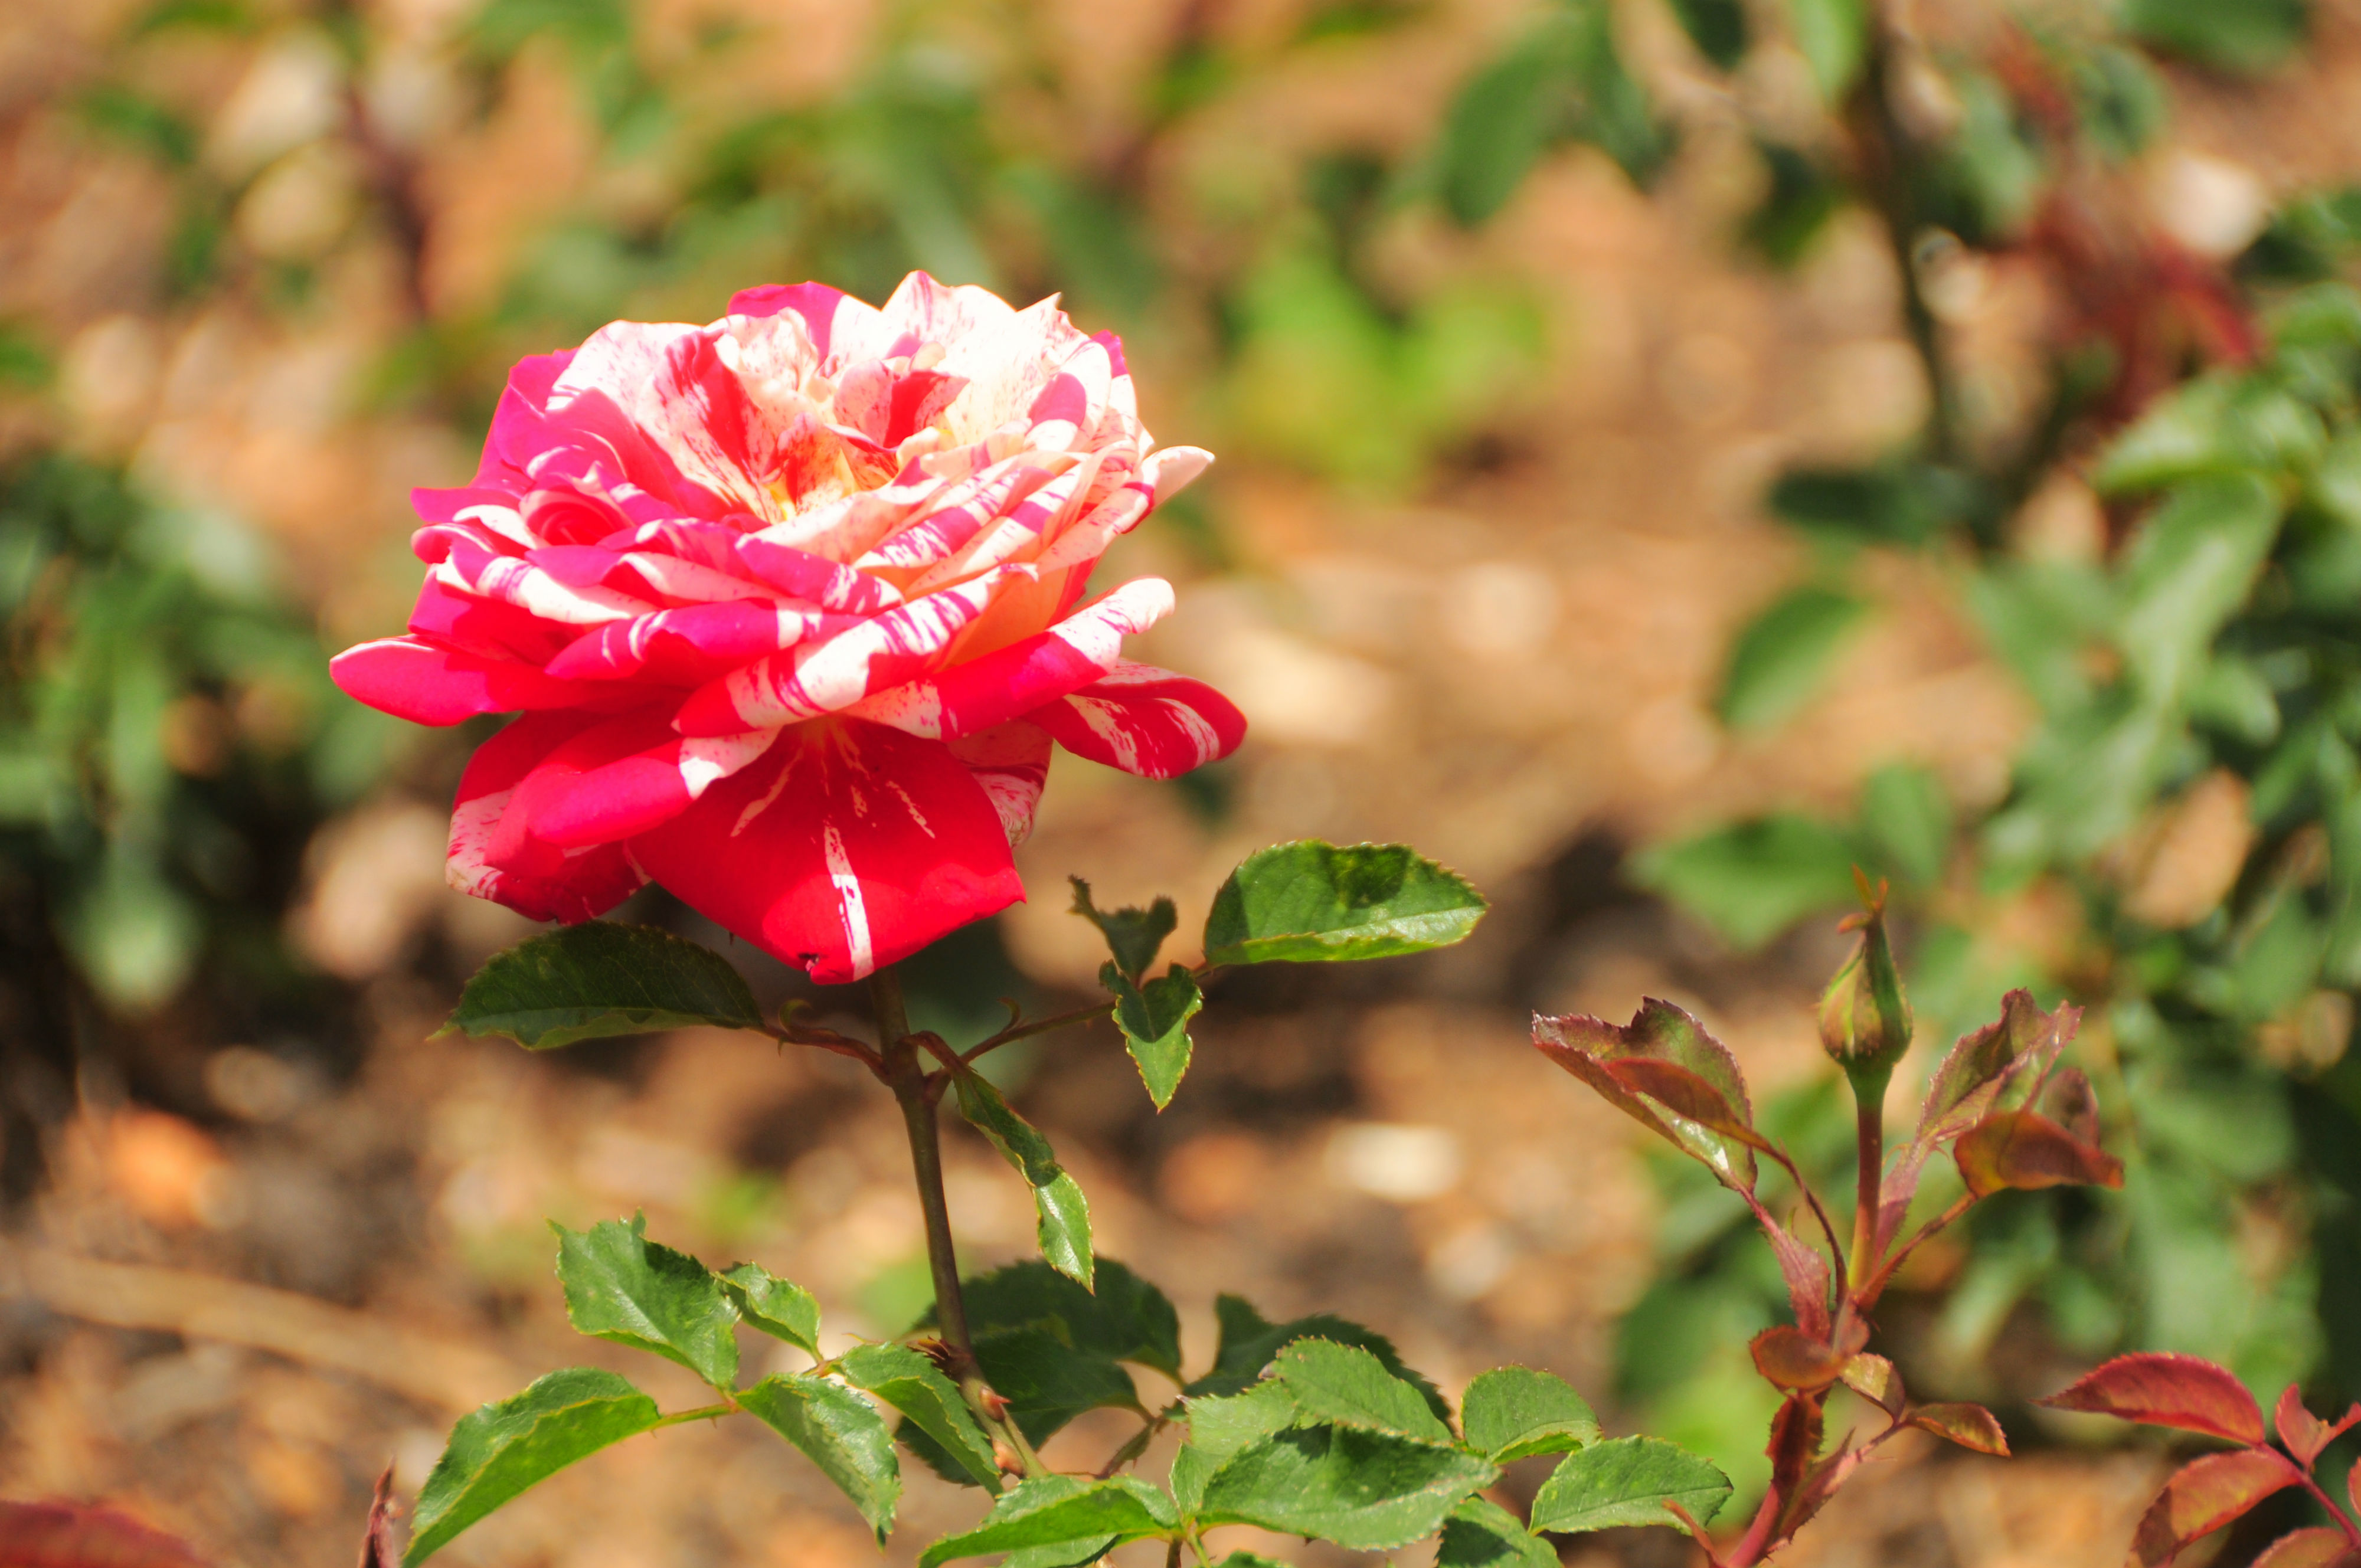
[872,967,1048,1480]
[1846,1065,1892,1293]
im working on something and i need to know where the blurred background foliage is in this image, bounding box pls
[12,0,2361,1557]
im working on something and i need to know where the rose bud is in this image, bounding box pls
[1819,879,1913,1078]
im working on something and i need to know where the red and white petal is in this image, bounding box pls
[407,575,574,665]
[948,721,1053,846]
[440,538,656,626]
[735,531,905,612]
[728,281,885,370]
[544,602,855,685]
[1027,661,1247,779]
[1033,446,1210,575]
[329,637,619,726]
[627,719,1023,984]
[674,569,1015,736]
[843,578,1174,741]
[446,713,645,922]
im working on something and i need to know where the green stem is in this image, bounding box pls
[1846,1063,1892,1292]
[873,966,1049,1480]
[652,1402,735,1429]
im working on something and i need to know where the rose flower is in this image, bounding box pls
[332,274,1244,983]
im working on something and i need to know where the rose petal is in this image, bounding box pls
[1026,660,1248,778]
[628,718,1023,983]
[446,713,646,921]
[329,637,617,725]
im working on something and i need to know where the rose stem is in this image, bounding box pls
[872,964,1048,1479]
[1846,1062,1892,1294]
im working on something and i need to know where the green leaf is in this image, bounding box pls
[2123,0,2307,71]
[971,1328,1141,1443]
[1460,1366,1601,1462]
[1631,813,1859,949]
[442,922,763,1049]
[1196,1426,1497,1550]
[720,1263,820,1359]
[1526,1435,1732,1535]
[1438,1497,1558,1568]
[1273,1338,1456,1444]
[1858,763,1953,889]
[2115,474,2283,700]
[1070,878,1176,981]
[1202,841,1487,965]
[1786,0,1866,101]
[838,1343,1003,1493]
[2097,377,2323,495]
[1209,1557,1289,1568]
[1171,1383,1301,1513]
[1716,584,1869,731]
[552,1216,738,1390]
[738,1374,900,1541]
[404,1369,661,1566]
[1186,1295,1450,1421]
[958,1259,1184,1379]
[1666,0,1747,70]
[917,1476,1176,1568]
[1106,963,1201,1110]
[950,1069,1094,1287]
[1766,461,1989,548]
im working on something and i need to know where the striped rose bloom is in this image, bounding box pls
[331,273,1244,983]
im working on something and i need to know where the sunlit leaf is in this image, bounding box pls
[1203,841,1487,965]
[2127,1449,2303,1567]
[949,1070,1093,1287]
[406,1369,662,1565]
[1533,999,1758,1191]
[839,1343,1002,1494]
[1105,963,1201,1110]
[1526,1435,1732,1535]
[2037,1353,2267,1443]
[552,1215,739,1390]
[1437,1496,1557,1568]
[1196,1426,1496,1550]
[917,1477,1175,1568]
[443,922,763,1049]
[1460,1366,1600,1462]
[1907,1403,2009,1456]
[720,1263,820,1358]
[738,1374,900,1541]
[1272,1338,1455,1444]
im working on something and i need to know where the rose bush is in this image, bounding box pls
[331,273,1242,981]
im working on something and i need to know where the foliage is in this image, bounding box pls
[1425,0,2358,1468]
[2038,1352,2361,1565]
[395,840,1769,1565]
[1535,895,2120,1562]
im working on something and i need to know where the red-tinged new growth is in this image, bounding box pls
[1533,879,2124,1566]
[2039,1356,2361,1564]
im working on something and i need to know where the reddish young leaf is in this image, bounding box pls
[1535,1000,1758,1193]
[1752,1325,1857,1392]
[358,1465,400,1568]
[2045,1067,2103,1146]
[2252,1527,2361,1568]
[2277,1385,2361,1469]
[1917,990,2079,1145]
[1908,1403,2010,1456]
[2128,1449,2302,1567]
[1600,1058,1774,1152]
[1876,990,2080,1253]
[1841,1353,1904,1416]
[1742,1196,1836,1341]
[2038,1353,2267,1443]
[0,1502,210,1568]
[1954,1109,2125,1197]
